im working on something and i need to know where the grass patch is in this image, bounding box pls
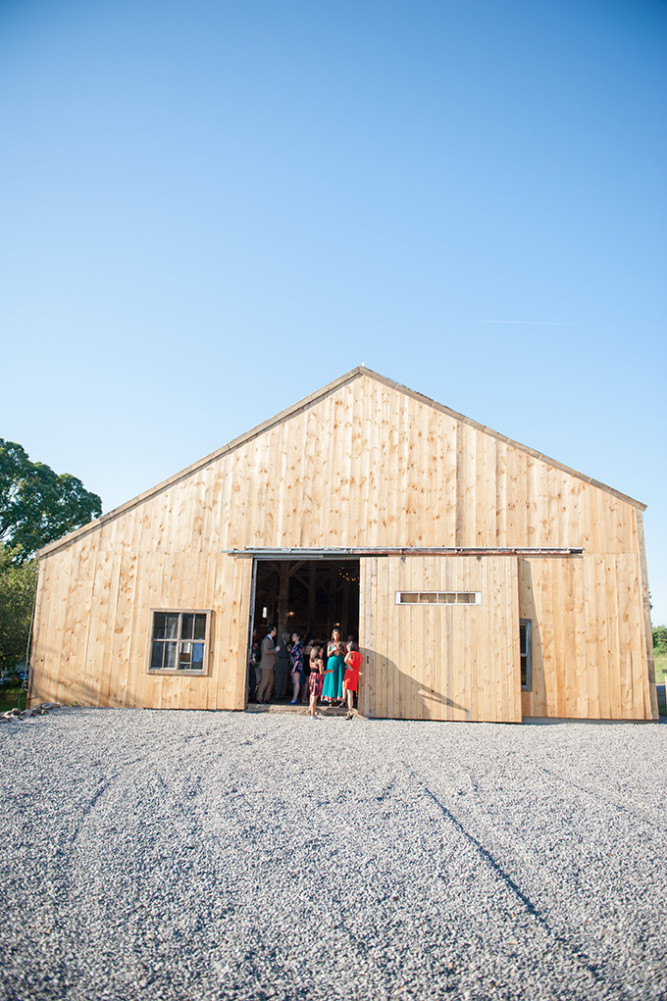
[0,684,27,713]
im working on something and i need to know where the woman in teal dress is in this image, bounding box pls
[322,628,346,704]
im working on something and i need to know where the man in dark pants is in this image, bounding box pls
[257,626,280,703]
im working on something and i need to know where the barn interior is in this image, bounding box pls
[251,558,360,645]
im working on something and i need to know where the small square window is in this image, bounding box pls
[148,610,211,674]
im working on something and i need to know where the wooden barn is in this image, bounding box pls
[29,367,657,722]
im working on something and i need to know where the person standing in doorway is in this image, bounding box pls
[322,628,346,705]
[288,632,304,704]
[275,632,291,700]
[308,645,324,717]
[257,626,280,703]
[248,628,259,702]
[343,641,363,719]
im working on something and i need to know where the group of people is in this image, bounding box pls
[251,627,362,720]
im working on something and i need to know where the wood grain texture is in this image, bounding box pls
[360,556,520,723]
[30,371,653,719]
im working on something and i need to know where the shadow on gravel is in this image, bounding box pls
[410,770,614,993]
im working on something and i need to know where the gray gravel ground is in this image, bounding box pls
[1,709,666,1001]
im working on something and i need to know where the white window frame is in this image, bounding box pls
[147,609,213,676]
[395,591,482,605]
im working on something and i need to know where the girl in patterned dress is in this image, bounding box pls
[308,646,324,718]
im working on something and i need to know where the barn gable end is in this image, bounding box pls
[29,368,655,721]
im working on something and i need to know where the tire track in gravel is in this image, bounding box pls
[64,755,148,848]
[58,728,227,879]
[188,746,422,1000]
[400,763,639,1001]
[7,712,665,1001]
[58,722,215,827]
[472,761,664,980]
[533,765,663,834]
[449,755,666,924]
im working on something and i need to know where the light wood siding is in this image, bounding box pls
[30,370,654,719]
[30,550,251,712]
[359,556,520,723]
[519,553,655,720]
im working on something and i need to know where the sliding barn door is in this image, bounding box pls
[359,555,521,722]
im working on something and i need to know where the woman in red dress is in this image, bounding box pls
[343,641,363,719]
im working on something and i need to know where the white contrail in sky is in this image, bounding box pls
[481,320,583,326]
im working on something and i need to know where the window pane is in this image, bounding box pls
[150,642,164,669]
[163,641,177,669]
[178,641,192,670]
[458,593,476,604]
[419,593,437,604]
[153,613,180,640]
[181,614,194,640]
[438,593,455,604]
[194,614,207,640]
[153,613,167,640]
[164,615,179,639]
[191,642,204,667]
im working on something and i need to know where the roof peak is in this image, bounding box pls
[36,365,645,559]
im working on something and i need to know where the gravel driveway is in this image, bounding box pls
[1,709,665,1001]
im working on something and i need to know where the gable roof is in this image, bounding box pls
[37,366,646,559]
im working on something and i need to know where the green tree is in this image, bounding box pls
[0,546,38,671]
[0,441,101,671]
[0,439,102,563]
[653,625,667,656]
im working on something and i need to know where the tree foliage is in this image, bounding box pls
[0,546,37,671]
[653,625,667,656]
[0,439,102,563]
[0,440,102,670]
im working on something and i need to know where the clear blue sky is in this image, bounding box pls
[1,0,666,621]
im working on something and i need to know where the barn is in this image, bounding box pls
[29,367,657,722]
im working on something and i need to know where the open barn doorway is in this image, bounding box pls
[247,558,360,706]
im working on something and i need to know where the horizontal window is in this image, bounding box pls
[148,610,211,674]
[395,591,481,606]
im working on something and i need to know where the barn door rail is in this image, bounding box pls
[221,546,584,559]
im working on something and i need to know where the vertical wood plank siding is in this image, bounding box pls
[30,372,654,719]
[359,556,520,722]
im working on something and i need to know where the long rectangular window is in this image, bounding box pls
[520,618,533,690]
[148,610,211,674]
[396,591,481,605]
